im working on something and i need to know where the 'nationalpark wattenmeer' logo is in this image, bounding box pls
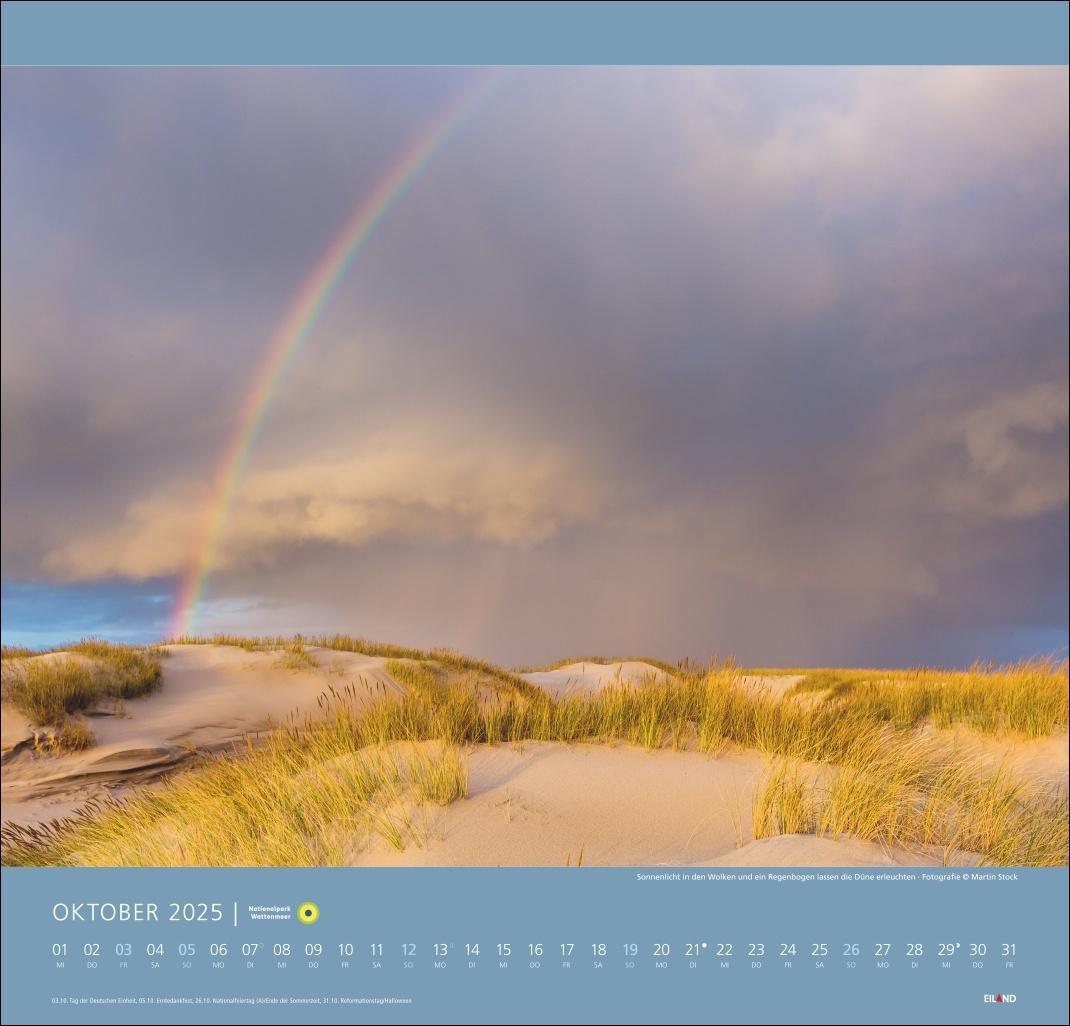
[297,902,320,925]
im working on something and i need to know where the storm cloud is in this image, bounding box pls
[2,66,1067,664]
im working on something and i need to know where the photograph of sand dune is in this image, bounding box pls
[2,66,1067,869]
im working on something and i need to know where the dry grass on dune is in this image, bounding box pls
[1,641,163,747]
[273,637,320,671]
[2,733,470,867]
[3,660,1066,868]
[786,661,1068,737]
[752,751,1067,868]
[171,632,540,695]
[0,646,38,660]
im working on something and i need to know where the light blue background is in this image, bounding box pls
[2,1,1068,65]
[1,867,1067,1024]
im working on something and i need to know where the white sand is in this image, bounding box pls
[521,661,672,697]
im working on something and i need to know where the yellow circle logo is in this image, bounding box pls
[297,902,320,925]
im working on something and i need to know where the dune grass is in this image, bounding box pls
[3,659,98,725]
[0,646,38,659]
[752,761,816,839]
[172,632,540,695]
[787,660,1068,737]
[384,659,440,693]
[0,728,469,866]
[50,718,96,752]
[752,750,1068,868]
[1,642,162,728]
[408,742,469,805]
[168,635,1066,737]
[274,637,319,671]
[4,660,1066,867]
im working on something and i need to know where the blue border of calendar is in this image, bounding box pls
[2,1,1068,67]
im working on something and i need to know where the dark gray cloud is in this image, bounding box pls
[2,66,1066,664]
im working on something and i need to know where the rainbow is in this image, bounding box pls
[170,70,502,638]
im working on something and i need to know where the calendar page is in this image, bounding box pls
[2,4,1067,1024]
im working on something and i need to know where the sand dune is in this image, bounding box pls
[521,661,673,697]
[3,646,1064,867]
[1,644,399,825]
[736,673,807,698]
[350,742,974,867]
[521,663,807,701]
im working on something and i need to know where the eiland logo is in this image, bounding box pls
[984,994,1017,1004]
